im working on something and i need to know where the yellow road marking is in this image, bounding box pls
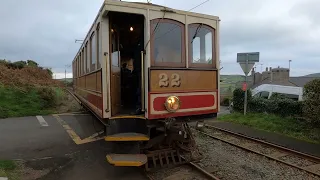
[105,136,149,141]
[53,114,105,145]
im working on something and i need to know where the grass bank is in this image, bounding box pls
[0,160,19,179]
[0,85,66,118]
[218,113,320,144]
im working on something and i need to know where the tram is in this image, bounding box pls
[72,0,220,169]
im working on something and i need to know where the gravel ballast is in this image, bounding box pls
[194,130,320,180]
[148,165,208,180]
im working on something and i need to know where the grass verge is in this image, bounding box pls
[218,113,320,144]
[0,85,65,118]
[0,160,19,180]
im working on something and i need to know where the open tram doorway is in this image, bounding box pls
[109,12,145,116]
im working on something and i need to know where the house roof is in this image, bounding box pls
[289,77,320,87]
[249,77,296,89]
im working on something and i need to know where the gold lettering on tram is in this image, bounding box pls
[159,73,181,87]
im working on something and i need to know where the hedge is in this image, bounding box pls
[232,88,303,117]
[303,79,320,127]
[232,88,252,112]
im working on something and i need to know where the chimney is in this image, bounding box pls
[265,67,268,72]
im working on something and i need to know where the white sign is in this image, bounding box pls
[239,62,255,75]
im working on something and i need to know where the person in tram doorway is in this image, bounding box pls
[131,42,143,115]
[121,62,132,107]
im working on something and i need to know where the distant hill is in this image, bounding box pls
[56,78,73,83]
[303,73,320,78]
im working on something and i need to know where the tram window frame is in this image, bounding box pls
[90,31,96,72]
[96,23,101,69]
[85,42,90,73]
[150,18,186,68]
[82,48,85,74]
[188,23,216,68]
[79,52,83,76]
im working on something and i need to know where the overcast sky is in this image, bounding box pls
[0,0,319,78]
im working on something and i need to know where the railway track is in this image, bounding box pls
[195,124,320,178]
[146,161,220,180]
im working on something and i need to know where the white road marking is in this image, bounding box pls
[36,116,49,127]
[0,177,8,180]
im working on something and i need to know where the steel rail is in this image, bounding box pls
[196,125,320,177]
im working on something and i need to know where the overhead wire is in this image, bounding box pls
[144,0,211,51]
[144,8,166,51]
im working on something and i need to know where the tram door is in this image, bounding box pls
[110,26,121,116]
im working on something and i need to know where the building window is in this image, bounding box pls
[90,32,96,71]
[97,24,101,69]
[150,19,185,67]
[188,24,215,68]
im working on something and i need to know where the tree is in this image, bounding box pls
[27,60,39,67]
[46,68,53,78]
[303,79,320,127]
[7,61,26,69]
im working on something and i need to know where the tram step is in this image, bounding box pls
[106,154,148,166]
[105,132,149,141]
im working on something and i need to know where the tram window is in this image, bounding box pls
[90,32,96,71]
[151,19,185,67]
[86,42,90,72]
[79,53,82,75]
[188,24,215,68]
[97,24,100,69]
[82,48,85,74]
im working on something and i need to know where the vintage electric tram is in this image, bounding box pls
[72,0,220,169]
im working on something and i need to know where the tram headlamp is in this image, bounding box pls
[164,96,180,112]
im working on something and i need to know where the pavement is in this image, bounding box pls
[0,113,148,180]
[205,120,320,158]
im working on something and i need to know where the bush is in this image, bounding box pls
[36,87,57,108]
[270,92,289,100]
[248,97,303,117]
[231,87,303,117]
[232,88,252,112]
[221,97,231,106]
[303,79,320,127]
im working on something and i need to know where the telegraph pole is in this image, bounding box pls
[244,54,249,115]
[65,64,71,86]
[289,60,292,76]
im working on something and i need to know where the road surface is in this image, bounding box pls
[0,113,147,180]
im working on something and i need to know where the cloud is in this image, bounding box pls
[0,0,319,77]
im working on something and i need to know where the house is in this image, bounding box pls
[249,67,319,89]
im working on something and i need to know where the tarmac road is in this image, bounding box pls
[0,114,148,180]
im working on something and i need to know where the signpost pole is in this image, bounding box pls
[237,52,260,116]
[244,54,248,115]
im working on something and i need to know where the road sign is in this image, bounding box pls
[237,52,260,63]
[242,82,247,91]
[239,62,255,75]
[236,52,260,116]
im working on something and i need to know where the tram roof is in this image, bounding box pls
[105,0,220,21]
